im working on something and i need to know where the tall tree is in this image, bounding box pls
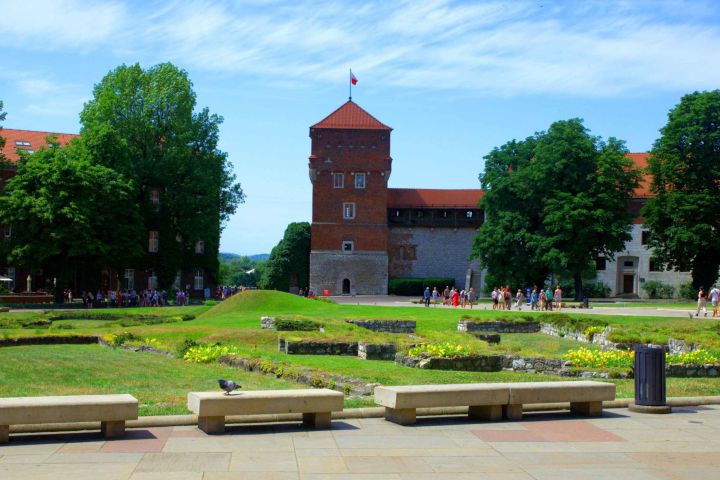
[79,63,244,288]
[0,137,142,298]
[643,90,720,290]
[473,119,641,299]
[259,222,310,291]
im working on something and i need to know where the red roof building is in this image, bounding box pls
[311,101,392,131]
[1,128,79,163]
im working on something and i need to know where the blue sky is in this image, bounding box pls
[2,0,719,255]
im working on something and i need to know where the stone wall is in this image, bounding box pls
[458,320,541,333]
[309,251,388,295]
[358,342,397,360]
[395,353,566,375]
[0,335,101,347]
[388,227,483,291]
[468,332,501,344]
[667,364,720,377]
[280,340,359,356]
[346,319,416,333]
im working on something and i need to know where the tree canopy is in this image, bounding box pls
[259,222,310,291]
[79,63,245,288]
[472,119,641,298]
[643,90,720,289]
[0,137,142,294]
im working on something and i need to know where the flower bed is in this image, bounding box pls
[564,347,720,369]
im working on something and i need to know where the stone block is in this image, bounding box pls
[187,389,344,417]
[508,381,615,404]
[384,407,417,425]
[100,420,126,438]
[374,384,509,410]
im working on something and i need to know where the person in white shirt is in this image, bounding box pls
[710,285,720,318]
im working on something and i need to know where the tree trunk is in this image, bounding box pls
[574,272,584,301]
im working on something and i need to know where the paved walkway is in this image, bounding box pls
[2,406,719,479]
[330,295,708,318]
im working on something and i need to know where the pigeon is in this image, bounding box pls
[218,379,241,395]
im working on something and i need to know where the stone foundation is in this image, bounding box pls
[280,340,359,356]
[458,320,541,333]
[358,342,397,360]
[346,320,416,333]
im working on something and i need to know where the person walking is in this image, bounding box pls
[504,286,512,310]
[491,287,498,310]
[515,289,525,310]
[468,287,477,309]
[451,288,460,307]
[696,286,708,317]
[423,287,431,307]
[432,287,440,306]
[530,288,538,310]
[545,286,554,311]
[710,285,720,318]
[554,285,562,310]
[443,286,451,306]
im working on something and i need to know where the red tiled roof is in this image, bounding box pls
[388,188,483,209]
[626,152,652,198]
[1,128,79,164]
[311,101,392,130]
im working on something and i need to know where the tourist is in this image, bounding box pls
[423,287,431,307]
[432,287,440,306]
[710,285,720,318]
[468,287,477,308]
[530,288,538,310]
[504,286,512,310]
[696,286,708,317]
[554,285,562,310]
[538,289,546,310]
[491,287,498,310]
[545,286,554,311]
[515,289,525,310]
[451,288,460,307]
[443,286,451,306]
[460,289,467,308]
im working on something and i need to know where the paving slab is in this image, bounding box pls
[0,406,718,478]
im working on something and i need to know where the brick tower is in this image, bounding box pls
[308,100,392,295]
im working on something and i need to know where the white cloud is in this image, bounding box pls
[4,0,720,97]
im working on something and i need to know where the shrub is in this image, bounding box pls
[274,319,322,331]
[583,325,605,341]
[408,343,477,358]
[564,348,634,369]
[183,344,239,363]
[176,338,199,358]
[667,349,720,365]
[103,331,141,347]
[641,280,675,299]
[205,300,218,307]
[388,277,454,296]
[679,282,696,300]
[543,314,606,333]
[583,282,611,298]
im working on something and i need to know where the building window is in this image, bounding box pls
[466,211,473,218]
[14,141,30,146]
[394,210,401,217]
[173,270,182,289]
[342,240,354,253]
[343,202,355,219]
[649,260,662,272]
[194,269,204,290]
[150,189,160,211]
[596,257,606,271]
[124,269,135,290]
[148,270,158,289]
[354,173,366,189]
[6,267,15,290]
[623,260,634,268]
[416,210,424,218]
[195,240,205,254]
[148,231,159,252]
[333,173,344,188]
[641,230,650,245]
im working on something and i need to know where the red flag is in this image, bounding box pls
[351,71,358,85]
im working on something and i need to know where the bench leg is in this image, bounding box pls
[468,405,502,421]
[101,420,126,438]
[198,416,226,434]
[303,412,332,428]
[503,404,523,420]
[384,407,416,425]
[571,401,603,417]
[0,425,8,443]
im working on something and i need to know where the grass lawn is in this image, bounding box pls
[1,291,719,415]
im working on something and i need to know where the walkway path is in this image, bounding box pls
[2,406,719,479]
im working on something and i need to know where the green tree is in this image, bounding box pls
[259,222,310,291]
[0,137,143,299]
[473,119,641,299]
[643,90,720,290]
[79,63,244,288]
[219,255,263,287]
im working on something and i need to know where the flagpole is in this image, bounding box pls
[349,69,352,101]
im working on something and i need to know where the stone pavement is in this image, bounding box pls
[2,406,719,479]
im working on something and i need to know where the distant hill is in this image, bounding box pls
[219,252,269,262]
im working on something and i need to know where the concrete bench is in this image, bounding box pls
[374,381,615,425]
[504,381,615,420]
[374,383,509,425]
[0,394,139,442]
[187,388,344,434]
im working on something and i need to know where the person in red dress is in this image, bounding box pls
[451,288,460,307]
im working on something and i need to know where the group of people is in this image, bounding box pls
[696,285,720,317]
[423,286,478,308]
[492,285,563,311]
[68,289,193,308]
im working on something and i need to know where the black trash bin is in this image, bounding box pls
[634,345,666,406]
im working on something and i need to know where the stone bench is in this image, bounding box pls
[187,388,344,434]
[0,394,139,442]
[374,380,615,425]
[374,383,509,425]
[504,381,615,420]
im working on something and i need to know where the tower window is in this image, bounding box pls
[148,231,159,252]
[342,240,354,253]
[343,203,355,219]
[354,173,366,189]
[195,240,205,254]
[150,189,160,211]
[466,211,473,218]
[194,269,204,290]
[333,173,344,188]
[596,257,606,271]
[641,230,651,245]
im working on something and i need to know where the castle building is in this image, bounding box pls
[308,101,691,298]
